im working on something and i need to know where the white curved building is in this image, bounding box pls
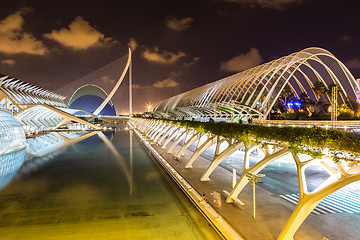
[0,105,26,155]
[0,74,101,131]
[153,47,359,121]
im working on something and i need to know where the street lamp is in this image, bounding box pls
[246,173,265,219]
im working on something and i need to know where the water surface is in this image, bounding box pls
[0,130,219,240]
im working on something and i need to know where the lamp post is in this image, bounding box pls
[231,100,234,122]
[214,103,217,122]
[331,86,338,129]
[246,173,265,219]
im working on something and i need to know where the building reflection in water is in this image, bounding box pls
[0,131,100,191]
[0,149,26,190]
[97,130,133,194]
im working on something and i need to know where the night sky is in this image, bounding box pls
[0,0,360,114]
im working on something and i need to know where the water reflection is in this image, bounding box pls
[97,131,133,194]
[0,129,219,239]
[0,131,100,191]
[72,131,114,156]
[27,131,100,158]
[0,149,26,190]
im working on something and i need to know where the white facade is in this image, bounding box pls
[0,107,26,155]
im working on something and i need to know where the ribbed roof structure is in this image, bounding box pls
[0,74,66,108]
[153,47,359,121]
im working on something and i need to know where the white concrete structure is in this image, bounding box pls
[0,74,101,131]
[152,47,359,122]
[131,118,360,240]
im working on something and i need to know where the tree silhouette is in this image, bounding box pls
[312,80,326,101]
[278,84,295,112]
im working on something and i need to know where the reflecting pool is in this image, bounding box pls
[0,130,220,239]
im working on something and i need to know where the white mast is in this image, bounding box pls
[129,57,132,117]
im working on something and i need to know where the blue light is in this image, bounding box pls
[286,101,301,108]
[294,101,302,107]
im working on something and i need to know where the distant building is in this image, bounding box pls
[68,85,116,116]
[0,73,100,134]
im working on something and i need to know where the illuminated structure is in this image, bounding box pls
[0,74,101,131]
[134,47,360,239]
[152,47,359,122]
[0,104,26,154]
[356,78,360,104]
[68,85,116,116]
[131,117,360,240]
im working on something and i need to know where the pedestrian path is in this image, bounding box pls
[280,190,360,215]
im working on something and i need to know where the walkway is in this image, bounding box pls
[138,131,360,240]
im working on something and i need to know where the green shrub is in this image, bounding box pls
[140,118,360,161]
[338,111,354,120]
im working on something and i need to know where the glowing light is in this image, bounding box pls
[145,103,153,112]
[286,101,301,108]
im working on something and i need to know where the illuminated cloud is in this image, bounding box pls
[346,58,360,70]
[221,48,262,72]
[166,16,194,31]
[101,75,115,83]
[133,73,180,89]
[44,16,113,50]
[0,9,47,55]
[143,47,185,64]
[132,83,142,89]
[153,79,179,88]
[183,57,200,67]
[1,59,16,66]
[129,38,138,51]
[222,0,302,10]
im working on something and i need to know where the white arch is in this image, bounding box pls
[152,47,359,121]
[93,48,132,116]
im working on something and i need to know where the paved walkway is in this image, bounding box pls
[147,138,360,240]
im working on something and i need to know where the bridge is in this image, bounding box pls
[131,47,360,240]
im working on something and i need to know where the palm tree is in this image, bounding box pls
[278,84,295,112]
[299,92,311,107]
[312,80,326,102]
[326,83,339,95]
[282,84,293,104]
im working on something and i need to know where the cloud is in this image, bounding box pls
[133,71,181,90]
[44,16,113,50]
[221,0,302,10]
[1,59,16,66]
[0,9,47,55]
[132,83,142,89]
[132,79,179,89]
[183,57,200,68]
[166,16,194,31]
[101,75,115,83]
[221,48,262,72]
[143,47,186,64]
[346,58,360,70]
[129,38,138,51]
[153,79,179,88]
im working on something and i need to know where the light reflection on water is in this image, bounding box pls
[0,130,219,240]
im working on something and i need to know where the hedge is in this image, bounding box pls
[139,118,360,161]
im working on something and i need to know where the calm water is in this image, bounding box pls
[0,130,219,240]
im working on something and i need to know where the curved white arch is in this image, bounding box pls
[93,48,132,116]
[153,47,359,121]
[68,84,114,107]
